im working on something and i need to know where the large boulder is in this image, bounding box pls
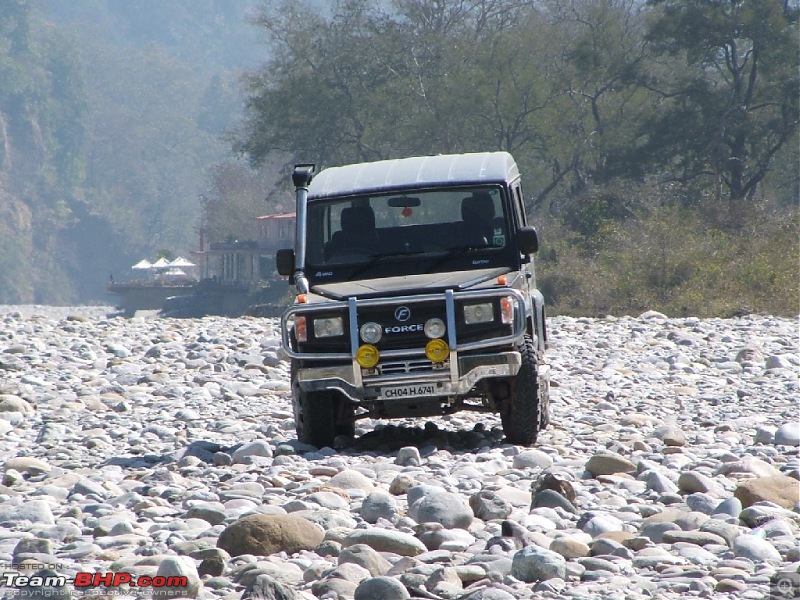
[733,475,800,509]
[217,514,324,557]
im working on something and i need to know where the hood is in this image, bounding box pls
[310,268,510,300]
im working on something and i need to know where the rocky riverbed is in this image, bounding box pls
[0,305,798,600]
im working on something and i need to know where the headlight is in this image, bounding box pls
[313,317,343,338]
[424,318,446,339]
[359,321,382,344]
[463,302,493,324]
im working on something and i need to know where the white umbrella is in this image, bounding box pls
[151,257,170,268]
[169,256,195,267]
[131,259,153,270]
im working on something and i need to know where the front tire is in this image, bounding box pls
[295,388,337,448]
[291,360,355,447]
[499,334,548,445]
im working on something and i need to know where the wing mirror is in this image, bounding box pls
[276,249,295,276]
[517,226,539,255]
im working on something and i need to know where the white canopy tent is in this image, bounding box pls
[169,256,195,268]
[131,259,153,270]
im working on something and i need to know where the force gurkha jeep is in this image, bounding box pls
[276,152,549,447]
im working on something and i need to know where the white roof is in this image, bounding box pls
[169,256,195,267]
[307,152,520,199]
[131,259,152,269]
[151,257,170,268]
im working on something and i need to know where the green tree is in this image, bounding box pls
[640,0,799,218]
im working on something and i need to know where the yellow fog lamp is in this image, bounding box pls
[425,339,450,363]
[355,344,380,369]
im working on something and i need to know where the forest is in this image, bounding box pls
[0,0,797,316]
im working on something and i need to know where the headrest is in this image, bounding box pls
[341,206,376,232]
[461,192,495,222]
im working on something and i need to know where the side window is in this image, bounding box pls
[513,185,527,227]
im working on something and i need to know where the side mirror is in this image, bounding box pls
[276,249,295,276]
[517,226,539,255]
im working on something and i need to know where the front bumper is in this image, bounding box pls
[294,350,522,402]
[282,287,529,402]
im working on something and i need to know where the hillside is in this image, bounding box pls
[0,0,263,303]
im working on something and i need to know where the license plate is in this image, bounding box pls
[380,384,436,400]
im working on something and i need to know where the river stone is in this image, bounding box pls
[0,394,33,413]
[395,446,422,466]
[342,529,427,556]
[469,490,512,521]
[513,449,553,470]
[531,489,578,514]
[655,424,687,446]
[407,484,447,506]
[217,514,324,556]
[733,474,800,509]
[0,500,55,525]
[338,544,392,577]
[240,574,298,600]
[713,497,743,518]
[4,457,52,475]
[645,470,679,494]
[360,490,399,524]
[327,469,375,493]
[716,457,781,478]
[550,537,590,559]
[152,556,201,598]
[774,422,800,446]
[678,471,725,496]
[231,440,274,463]
[409,492,474,529]
[640,522,681,543]
[661,530,727,547]
[354,576,410,600]
[511,546,567,582]
[585,452,636,476]
[732,535,783,564]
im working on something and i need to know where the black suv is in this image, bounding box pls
[277,152,549,447]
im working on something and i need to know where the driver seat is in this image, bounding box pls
[460,193,495,247]
[325,206,379,260]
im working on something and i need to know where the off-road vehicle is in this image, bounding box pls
[276,152,549,447]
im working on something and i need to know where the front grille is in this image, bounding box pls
[377,359,447,376]
[358,301,445,350]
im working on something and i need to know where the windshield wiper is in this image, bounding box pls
[348,248,442,279]
[424,244,485,273]
[347,253,394,279]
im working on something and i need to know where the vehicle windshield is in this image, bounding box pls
[305,186,517,283]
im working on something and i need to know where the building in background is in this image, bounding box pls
[193,212,295,285]
[109,212,295,317]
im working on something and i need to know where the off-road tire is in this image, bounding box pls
[294,388,336,448]
[291,359,355,447]
[500,334,546,445]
